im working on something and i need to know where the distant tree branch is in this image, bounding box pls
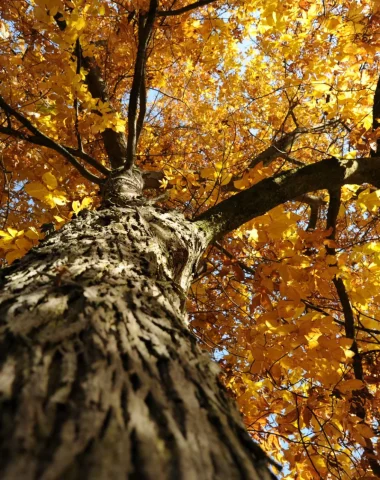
[136,68,147,144]
[0,123,109,177]
[126,0,158,169]
[325,188,362,375]
[214,241,256,276]
[326,188,380,477]
[306,201,320,230]
[157,0,217,16]
[371,73,380,157]
[194,157,380,239]
[74,38,83,152]
[0,97,106,185]
[249,121,339,169]
[54,12,128,169]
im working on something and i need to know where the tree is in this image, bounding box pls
[0,0,379,478]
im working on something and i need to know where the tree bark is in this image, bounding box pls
[0,201,273,480]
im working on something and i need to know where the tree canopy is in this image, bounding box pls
[0,0,380,478]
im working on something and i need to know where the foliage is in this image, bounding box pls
[1,0,380,478]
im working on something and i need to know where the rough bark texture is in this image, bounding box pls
[0,200,273,479]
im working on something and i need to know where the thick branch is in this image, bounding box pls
[157,0,217,16]
[194,157,380,239]
[126,0,158,169]
[371,73,380,157]
[141,120,339,192]
[0,99,105,185]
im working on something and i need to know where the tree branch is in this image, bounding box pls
[136,68,147,144]
[325,189,380,477]
[74,38,83,152]
[371,73,380,157]
[306,201,319,230]
[54,12,128,169]
[0,98,105,185]
[0,124,109,177]
[249,121,339,169]
[126,0,158,169]
[157,0,217,16]
[194,157,380,239]
[325,188,362,376]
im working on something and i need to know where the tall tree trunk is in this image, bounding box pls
[0,201,272,480]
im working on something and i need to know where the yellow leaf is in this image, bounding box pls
[15,237,32,251]
[278,300,305,320]
[51,191,67,206]
[0,230,12,240]
[42,172,58,190]
[73,16,86,31]
[7,227,19,238]
[220,173,232,185]
[234,177,250,190]
[355,423,374,439]
[72,200,81,214]
[25,227,40,240]
[0,22,10,40]
[324,16,340,30]
[247,228,259,242]
[337,379,365,393]
[5,249,24,264]
[25,182,50,202]
[200,167,216,179]
[81,197,93,209]
[313,83,331,93]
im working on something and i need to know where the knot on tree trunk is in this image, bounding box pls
[102,167,144,206]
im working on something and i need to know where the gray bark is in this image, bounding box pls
[0,198,273,479]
